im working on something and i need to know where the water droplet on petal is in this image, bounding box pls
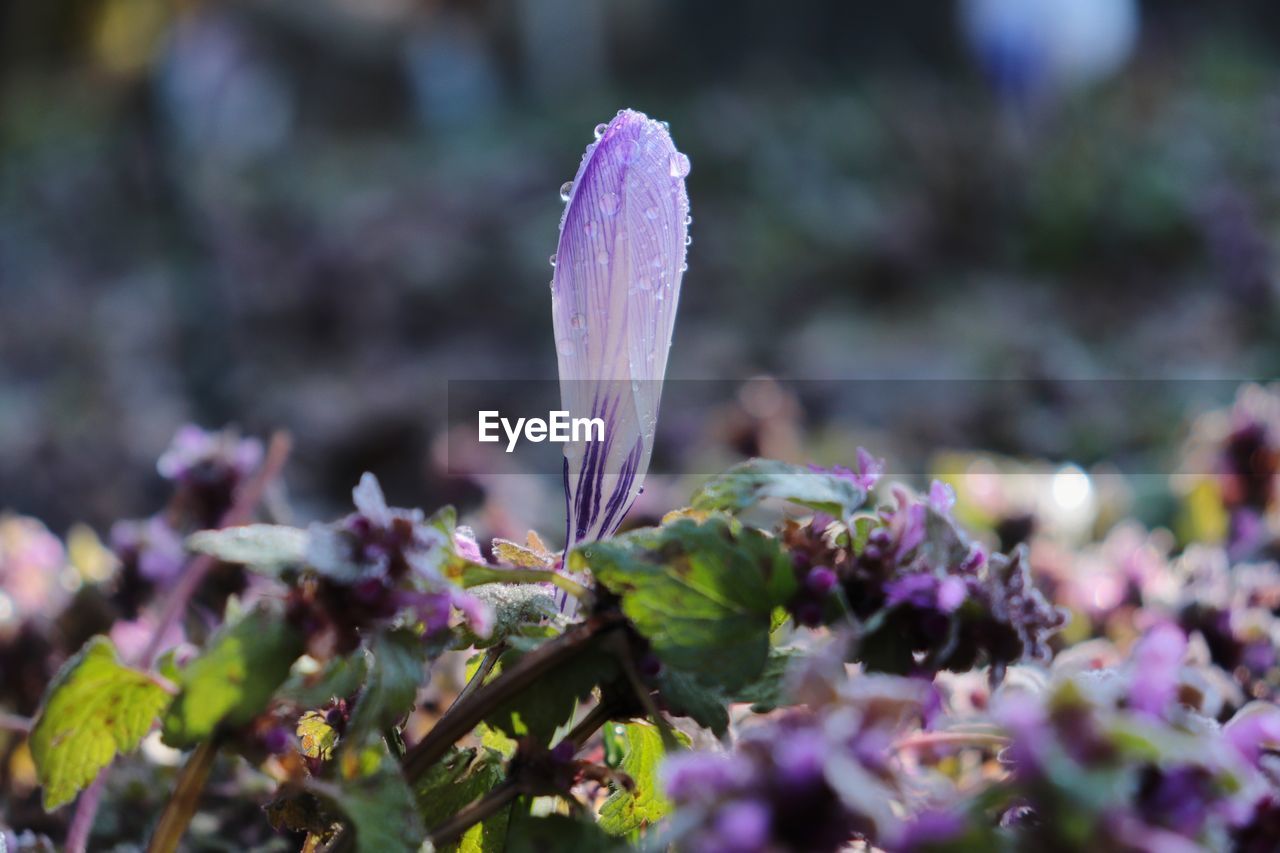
[557,339,576,356]
[559,181,573,202]
[644,206,658,220]
[549,254,557,267]
[684,214,693,226]
[659,120,670,131]
[681,262,689,272]
[594,123,607,140]
[599,191,619,215]
[684,235,693,247]
[570,313,586,330]
[596,249,610,265]
[669,152,691,178]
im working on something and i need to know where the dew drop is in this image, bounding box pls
[570,313,586,330]
[684,235,693,247]
[681,262,689,272]
[599,191,619,216]
[594,123,607,140]
[659,120,670,131]
[557,339,576,356]
[668,152,691,178]
[596,249,610,265]
[684,214,693,226]
[548,254,557,267]
[559,181,573,202]
[644,206,658,220]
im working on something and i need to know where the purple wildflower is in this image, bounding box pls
[553,110,690,560]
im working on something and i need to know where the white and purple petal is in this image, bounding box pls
[552,110,690,563]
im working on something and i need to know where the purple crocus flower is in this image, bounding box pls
[552,110,690,600]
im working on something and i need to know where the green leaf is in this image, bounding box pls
[415,747,506,829]
[345,627,427,747]
[690,458,867,518]
[504,812,620,853]
[579,517,797,692]
[29,637,172,810]
[162,604,304,748]
[314,755,425,853]
[655,669,729,736]
[485,644,619,742]
[728,647,801,712]
[599,722,686,837]
[297,711,340,761]
[185,525,308,575]
[279,652,369,708]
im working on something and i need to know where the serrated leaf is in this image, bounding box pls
[599,722,687,837]
[297,711,340,760]
[690,458,867,518]
[186,525,308,574]
[314,755,424,853]
[492,537,555,569]
[162,604,304,747]
[579,517,797,692]
[29,637,172,810]
[345,627,427,747]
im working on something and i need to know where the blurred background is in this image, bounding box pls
[5,0,1280,543]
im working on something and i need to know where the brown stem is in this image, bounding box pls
[145,739,220,853]
[140,431,292,669]
[893,731,1008,752]
[426,698,619,848]
[401,614,623,781]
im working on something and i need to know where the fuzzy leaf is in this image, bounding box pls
[29,637,172,810]
[186,525,308,574]
[162,604,304,747]
[690,458,867,518]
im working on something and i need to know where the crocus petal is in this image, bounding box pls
[553,110,690,554]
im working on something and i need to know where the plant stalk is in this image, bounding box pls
[145,739,220,853]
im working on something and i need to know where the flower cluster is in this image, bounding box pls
[288,473,492,656]
[110,425,263,596]
[663,673,930,852]
[897,626,1280,852]
[783,467,1067,681]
